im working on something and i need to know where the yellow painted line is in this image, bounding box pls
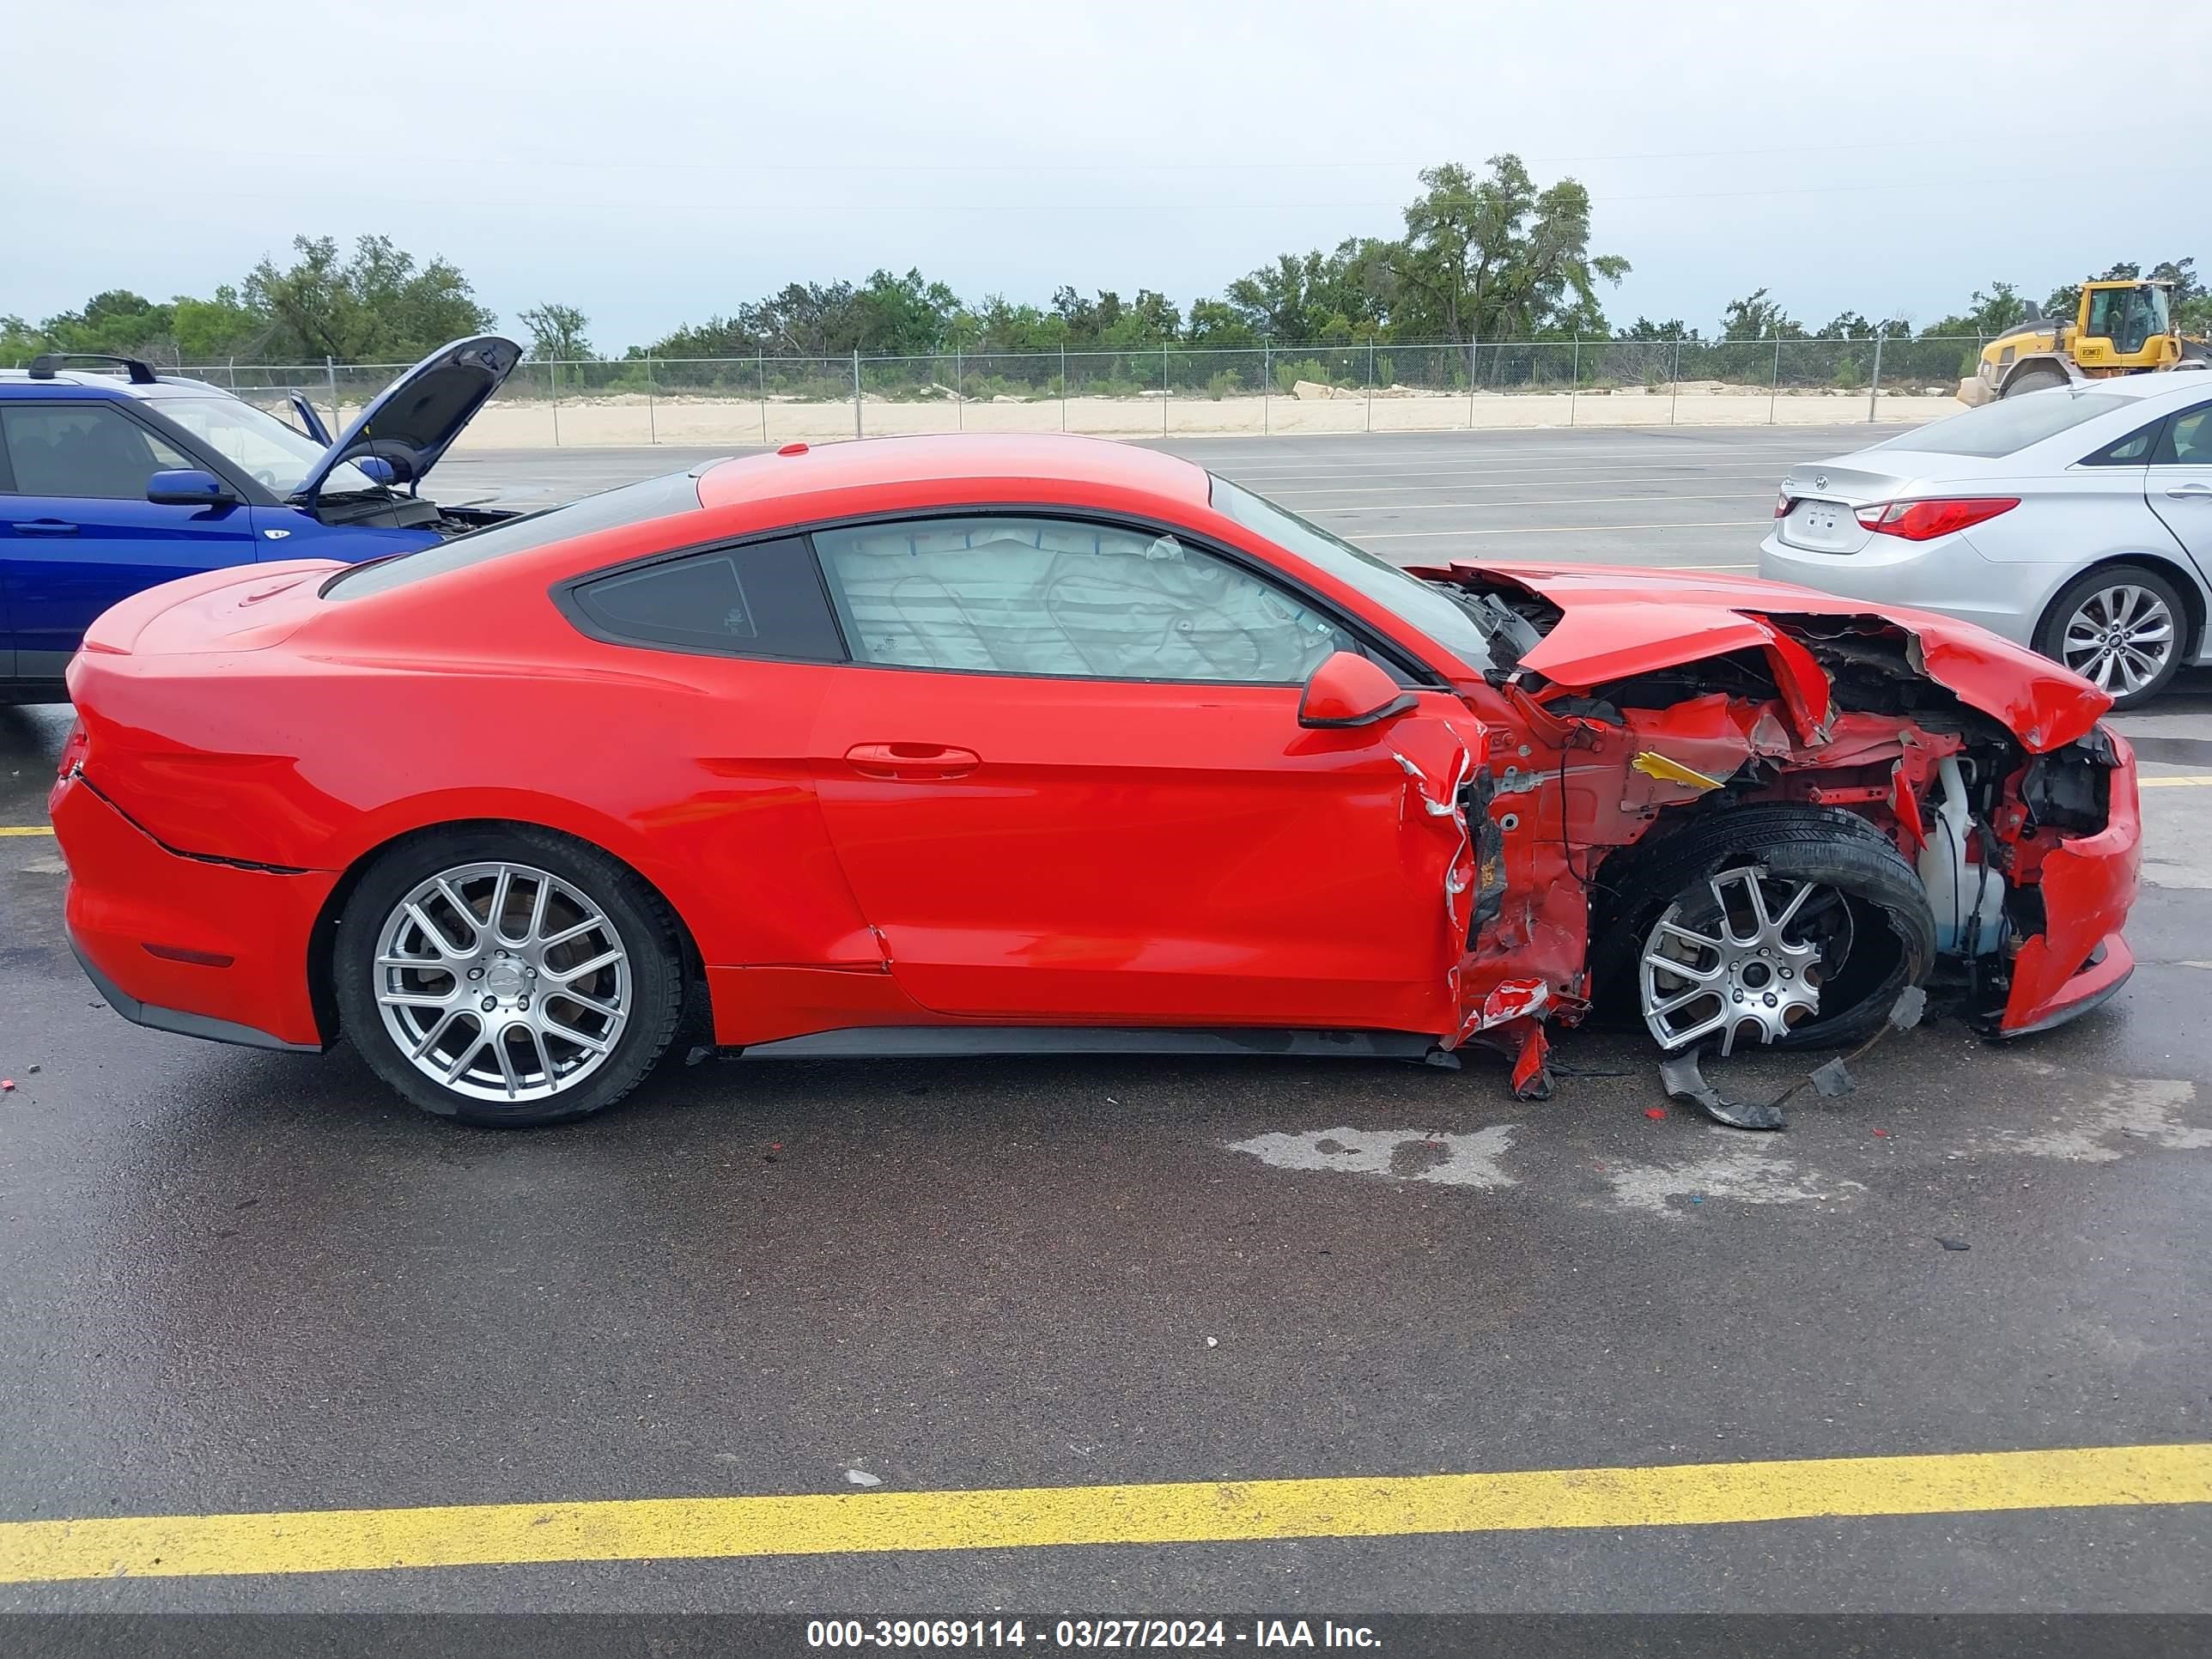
[1,1443,2206,1584]
[2140,775,2212,788]
[0,824,54,837]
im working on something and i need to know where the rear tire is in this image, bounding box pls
[1591,806,1936,1054]
[2002,363,2069,397]
[335,825,685,1127]
[2034,563,2187,710]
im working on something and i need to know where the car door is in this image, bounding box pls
[805,511,1485,1034]
[2146,400,2212,595]
[0,427,13,680]
[0,400,257,680]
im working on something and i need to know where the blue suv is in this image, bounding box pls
[0,336,520,699]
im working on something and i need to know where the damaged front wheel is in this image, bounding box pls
[1596,806,1936,1055]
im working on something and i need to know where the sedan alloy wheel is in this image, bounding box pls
[2057,581,2176,700]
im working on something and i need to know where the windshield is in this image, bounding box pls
[1868,391,2131,459]
[155,396,375,495]
[1209,476,1494,669]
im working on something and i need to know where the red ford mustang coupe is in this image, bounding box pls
[52,435,2140,1127]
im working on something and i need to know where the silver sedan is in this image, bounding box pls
[1759,374,2212,708]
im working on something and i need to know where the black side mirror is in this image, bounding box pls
[146,468,238,508]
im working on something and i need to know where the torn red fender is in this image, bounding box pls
[1389,716,1482,944]
[1908,629,2108,755]
[2002,741,2141,1031]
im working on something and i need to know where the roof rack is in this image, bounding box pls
[26,353,160,385]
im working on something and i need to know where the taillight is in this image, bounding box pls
[1774,492,1790,519]
[1853,497,2021,541]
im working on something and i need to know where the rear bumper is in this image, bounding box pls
[1755,528,2040,649]
[52,772,334,1052]
[1997,736,2142,1036]
[70,934,324,1052]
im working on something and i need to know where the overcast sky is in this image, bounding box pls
[7,0,2205,352]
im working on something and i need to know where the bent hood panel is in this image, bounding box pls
[1426,561,2110,753]
[291,334,521,505]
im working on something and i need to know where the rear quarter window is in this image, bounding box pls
[324,470,703,598]
[564,537,846,661]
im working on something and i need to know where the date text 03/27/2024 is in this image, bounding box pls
[805,1618,1379,1649]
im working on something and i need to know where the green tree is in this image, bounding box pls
[1719,289,1802,340]
[853,268,962,356]
[19,290,179,360]
[1923,282,2028,338]
[244,234,495,361]
[170,288,268,360]
[518,301,593,362]
[1,314,46,364]
[1388,155,1626,343]
[958,295,1069,354]
[1183,298,1259,347]
[1099,289,1182,348]
[1223,240,1391,343]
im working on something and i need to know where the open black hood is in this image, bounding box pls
[290,334,521,504]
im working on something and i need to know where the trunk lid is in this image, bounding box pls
[290,334,521,507]
[78,560,342,657]
[1772,459,1929,554]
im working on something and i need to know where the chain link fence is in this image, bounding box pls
[169,335,1990,448]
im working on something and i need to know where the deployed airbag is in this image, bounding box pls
[817,517,1349,681]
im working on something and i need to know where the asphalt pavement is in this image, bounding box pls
[3,422,2209,1625]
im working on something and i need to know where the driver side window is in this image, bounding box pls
[812,514,1355,684]
[0,404,190,500]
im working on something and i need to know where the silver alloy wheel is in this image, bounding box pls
[2059,583,2176,697]
[371,860,631,1103]
[1638,866,1850,1055]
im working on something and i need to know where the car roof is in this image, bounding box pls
[0,368,243,403]
[694,433,1212,512]
[2058,371,2212,404]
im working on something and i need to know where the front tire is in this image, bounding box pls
[2035,563,2187,710]
[335,826,685,1127]
[2002,363,2069,397]
[1591,806,1936,1056]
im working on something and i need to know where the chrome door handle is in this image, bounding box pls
[2166,482,2212,500]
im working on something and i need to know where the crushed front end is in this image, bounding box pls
[1986,728,2140,1036]
[1414,562,2140,1088]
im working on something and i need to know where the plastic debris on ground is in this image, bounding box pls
[1656,984,1930,1132]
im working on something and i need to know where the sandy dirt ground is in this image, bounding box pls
[436,386,1962,452]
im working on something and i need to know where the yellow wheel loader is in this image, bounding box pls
[1959,279,2211,404]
